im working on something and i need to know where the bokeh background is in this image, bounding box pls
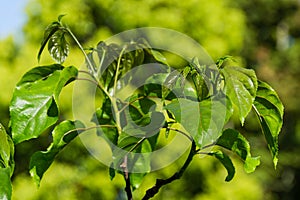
[0,0,300,199]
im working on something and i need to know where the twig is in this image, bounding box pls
[142,141,197,200]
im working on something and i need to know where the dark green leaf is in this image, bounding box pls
[216,129,260,173]
[0,168,12,200]
[208,150,235,181]
[48,30,69,64]
[38,22,61,62]
[10,65,78,144]
[220,66,257,125]
[29,120,84,186]
[253,81,284,167]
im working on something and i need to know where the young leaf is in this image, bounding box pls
[216,129,260,173]
[208,150,235,182]
[38,21,61,62]
[220,66,258,125]
[29,120,84,186]
[9,65,78,144]
[0,168,12,200]
[252,81,284,168]
[48,30,70,64]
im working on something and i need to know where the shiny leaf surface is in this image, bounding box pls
[220,66,257,124]
[9,65,78,144]
[253,81,284,167]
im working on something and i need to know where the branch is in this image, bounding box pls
[120,155,133,200]
[142,141,197,200]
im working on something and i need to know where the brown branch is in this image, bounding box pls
[142,141,197,200]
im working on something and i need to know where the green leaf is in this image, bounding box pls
[111,133,153,189]
[9,65,78,144]
[38,21,61,62]
[215,55,235,68]
[0,124,10,168]
[0,168,12,200]
[48,30,69,64]
[216,129,260,173]
[165,95,232,148]
[253,81,284,168]
[29,120,84,186]
[220,66,258,125]
[208,150,235,181]
[149,49,168,65]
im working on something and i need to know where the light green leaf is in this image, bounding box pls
[253,81,284,168]
[165,95,232,148]
[9,65,78,144]
[0,124,10,168]
[208,150,235,182]
[150,49,168,65]
[220,66,257,125]
[0,168,12,200]
[29,120,84,186]
[216,129,260,173]
[48,30,69,64]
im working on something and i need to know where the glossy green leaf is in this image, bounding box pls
[253,81,284,167]
[0,168,12,200]
[220,66,257,125]
[165,95,232,148]
[216,129,260,173]
[48,30,69,64]
[208,150,235,181]
[10,65,78,144]
[29,120,84,186]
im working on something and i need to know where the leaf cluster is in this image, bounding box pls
[0,16,284,200]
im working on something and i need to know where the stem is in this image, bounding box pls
[66,27,96,77]
[111,46,127,134]
[142,141,197,200]
[165,127,193,142]
[120,155,133,200]
[76,77,102,90]
[66,27,111,99]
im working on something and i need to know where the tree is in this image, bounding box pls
[0,16,284,200]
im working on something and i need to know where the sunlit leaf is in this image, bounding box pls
[216,129,260,173]
[29,120,84,186]
[208,150,235,181]
[165,95,232,148]
[220,66,257,125]
[149,49,168,65]
[9,65,78,144]
[0,168,12,200]
[0,124,10,168]
[253,81,284,168]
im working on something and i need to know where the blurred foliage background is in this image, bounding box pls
[0,0,300,199]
